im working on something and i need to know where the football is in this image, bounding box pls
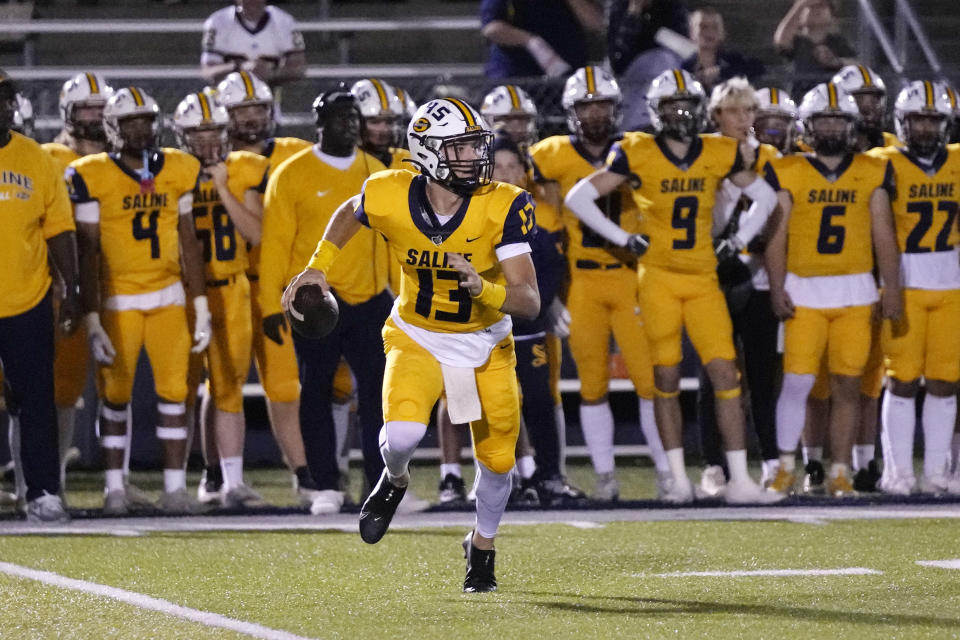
[286,283,339,339]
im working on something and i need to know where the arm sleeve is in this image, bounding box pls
[496,191,536,249]
[258,170,297,316]
[41,154,75,239]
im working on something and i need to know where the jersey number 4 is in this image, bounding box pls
[132,209,160,259]
[415,268,471,323]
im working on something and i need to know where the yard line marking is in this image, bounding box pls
[566,521,606,529]
[0,561,320,640]
[638,568,883,578]
[916,559,960,570]
[787,516,829,525]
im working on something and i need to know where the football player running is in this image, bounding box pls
[530,66,670,501]
[566,69,782,505]
[873,81,960,495]
[71,88,210,514]
[283,98,539,592]
[215,71,319,504]
[174,91,268,508]
[765,82,902,497]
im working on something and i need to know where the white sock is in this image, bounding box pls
[517,454,536,479]
[779,453,796,473]
[379,421,427,486]
[554,403,567,475]
[474,462,512,539]
[762,458,781,482]
[638,397,670,473]
[440,463,462,479]
[8,416,25,499]
[952,433,960,474]
[220,456,244,491]
[881,393,916,479]
[852,444,875,471]
[665,447,689,487]
[332,401,351,472]
[163,468,186,493]
[105,468,124,493]
[725,449,751,485]
[922,394,956,479]
[580,402,615,475]
[776,373,815,453]
[122,405,133,478]
[830,462,849,479]
[802,446,823,465]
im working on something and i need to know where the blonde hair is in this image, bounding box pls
[708,77,758,117]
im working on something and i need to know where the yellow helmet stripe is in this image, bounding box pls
[130,87,144,107]
[86,73,100,95]
[770,88,780,105]
[369,78,390,113]
[858,65,873,87]
[673,69,687,93]
[446,97,476,127]
[923,81,935,110]
[585,66,596,95]
[827,82,838,108]
[241,71,255,100]
[197,92,212,121]
[396,88,407,104]
[947,86,958,110]
[506,85,521,110]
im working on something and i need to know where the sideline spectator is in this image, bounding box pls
[607,0,689,130]
[681,6,764,95]
[773,0,856,96]
[480,0,604,79]
[201,0,306,88]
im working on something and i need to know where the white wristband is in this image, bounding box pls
[564,179,631,247]
[192,295,209,317]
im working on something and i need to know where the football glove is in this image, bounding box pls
[626,233,650,256]
[545,297,571,338]
[84,312,116,365]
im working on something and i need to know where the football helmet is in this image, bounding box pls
[59,72,114,141]
[562,66,621,143]
[173,91,230,166]
[799,82,860,156]
[893,80,953,157]
[646,69,707,141]
[481,84,538,150]
[13,93,34,138]
[754,87,799,152]
[395,86,418,121]
[216,71,275,144]
[943,84,960,144]
[832,64,886,130]
[103,87,161,152]
[407,98,494,196]
[350,78,404,150]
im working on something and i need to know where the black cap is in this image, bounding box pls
[0,69,16,96]
[312,90,359,127]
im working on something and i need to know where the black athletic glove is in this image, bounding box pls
[262,313,287,346]
[714,236,743,263]
[626,233,650,256]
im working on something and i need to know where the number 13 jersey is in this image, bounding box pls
[67,148,201,298]
[356,170,534,334]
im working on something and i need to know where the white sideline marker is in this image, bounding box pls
[640,568,883,578]
[916,559,960,570]
[0,562,319,640]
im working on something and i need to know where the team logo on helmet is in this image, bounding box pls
[412,117,430,133]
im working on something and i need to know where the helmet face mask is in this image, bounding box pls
[902,113,948,157]
[893,81,954,158]
[571,99,618,145]
[562,67,622,142]
[228,103,272,144]
[184,127,228,167]
[104,87,161,153]
[117,115,158,154]
[852,90,885,132]
[435,131,495,195]
[216,71,275,144]
[481,85,538,150]
[362,114,402,154]
[754,113,795,151]
[60,72,114,142]
[807,114,857,156]
[657,96,705,141]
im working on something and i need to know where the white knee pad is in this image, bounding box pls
[379,421,427,479]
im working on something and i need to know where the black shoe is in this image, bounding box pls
[853,459,882,492]
[359,470,406,544]
[438,473,467,504]
[462,530,497,593]
[536,474,587,505]
[802,460,826,496]
[508,477,540,507]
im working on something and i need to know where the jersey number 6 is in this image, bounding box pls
[816,205,845,255]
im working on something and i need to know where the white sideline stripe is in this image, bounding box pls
[0,562,319,640]
[642,568,883,578]
[916,559,960,570]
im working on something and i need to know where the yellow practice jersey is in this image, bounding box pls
[246,136,311,277]
[0,132,75,317]
[530,134,640,265]
[386,147,413,171]
[358,170,534,333]
[259,147,387,315]
[67,148,201,297]
[191,150,268,280]
[764,152,893,277]
[41,142,81,176]
[867,144,960,254]
[606,132,740,274]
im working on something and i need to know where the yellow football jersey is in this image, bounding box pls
[756,143,780,175]
[246,136,311,277]
[867,145,960,254]
[0,133,75,317]
[359,170,534,334]
[191,150,268,280]
[259,147,388,316]
[530,134,639,265]
[606,132,740,274]
[764,152,893,277]
[387,147,413,171]
[67,148,201,297]
[41,142,81,177]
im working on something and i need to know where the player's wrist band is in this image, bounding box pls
[474,279,507,310]
[307,239,340,273]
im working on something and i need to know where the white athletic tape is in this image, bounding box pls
[156,427,188,440]
[157,402,186,416]
[99,435,128,450]
[100,406,127,422]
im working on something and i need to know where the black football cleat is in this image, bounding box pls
[853,459,882,493]
[359,469,406,544]
[462,530,497,593]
